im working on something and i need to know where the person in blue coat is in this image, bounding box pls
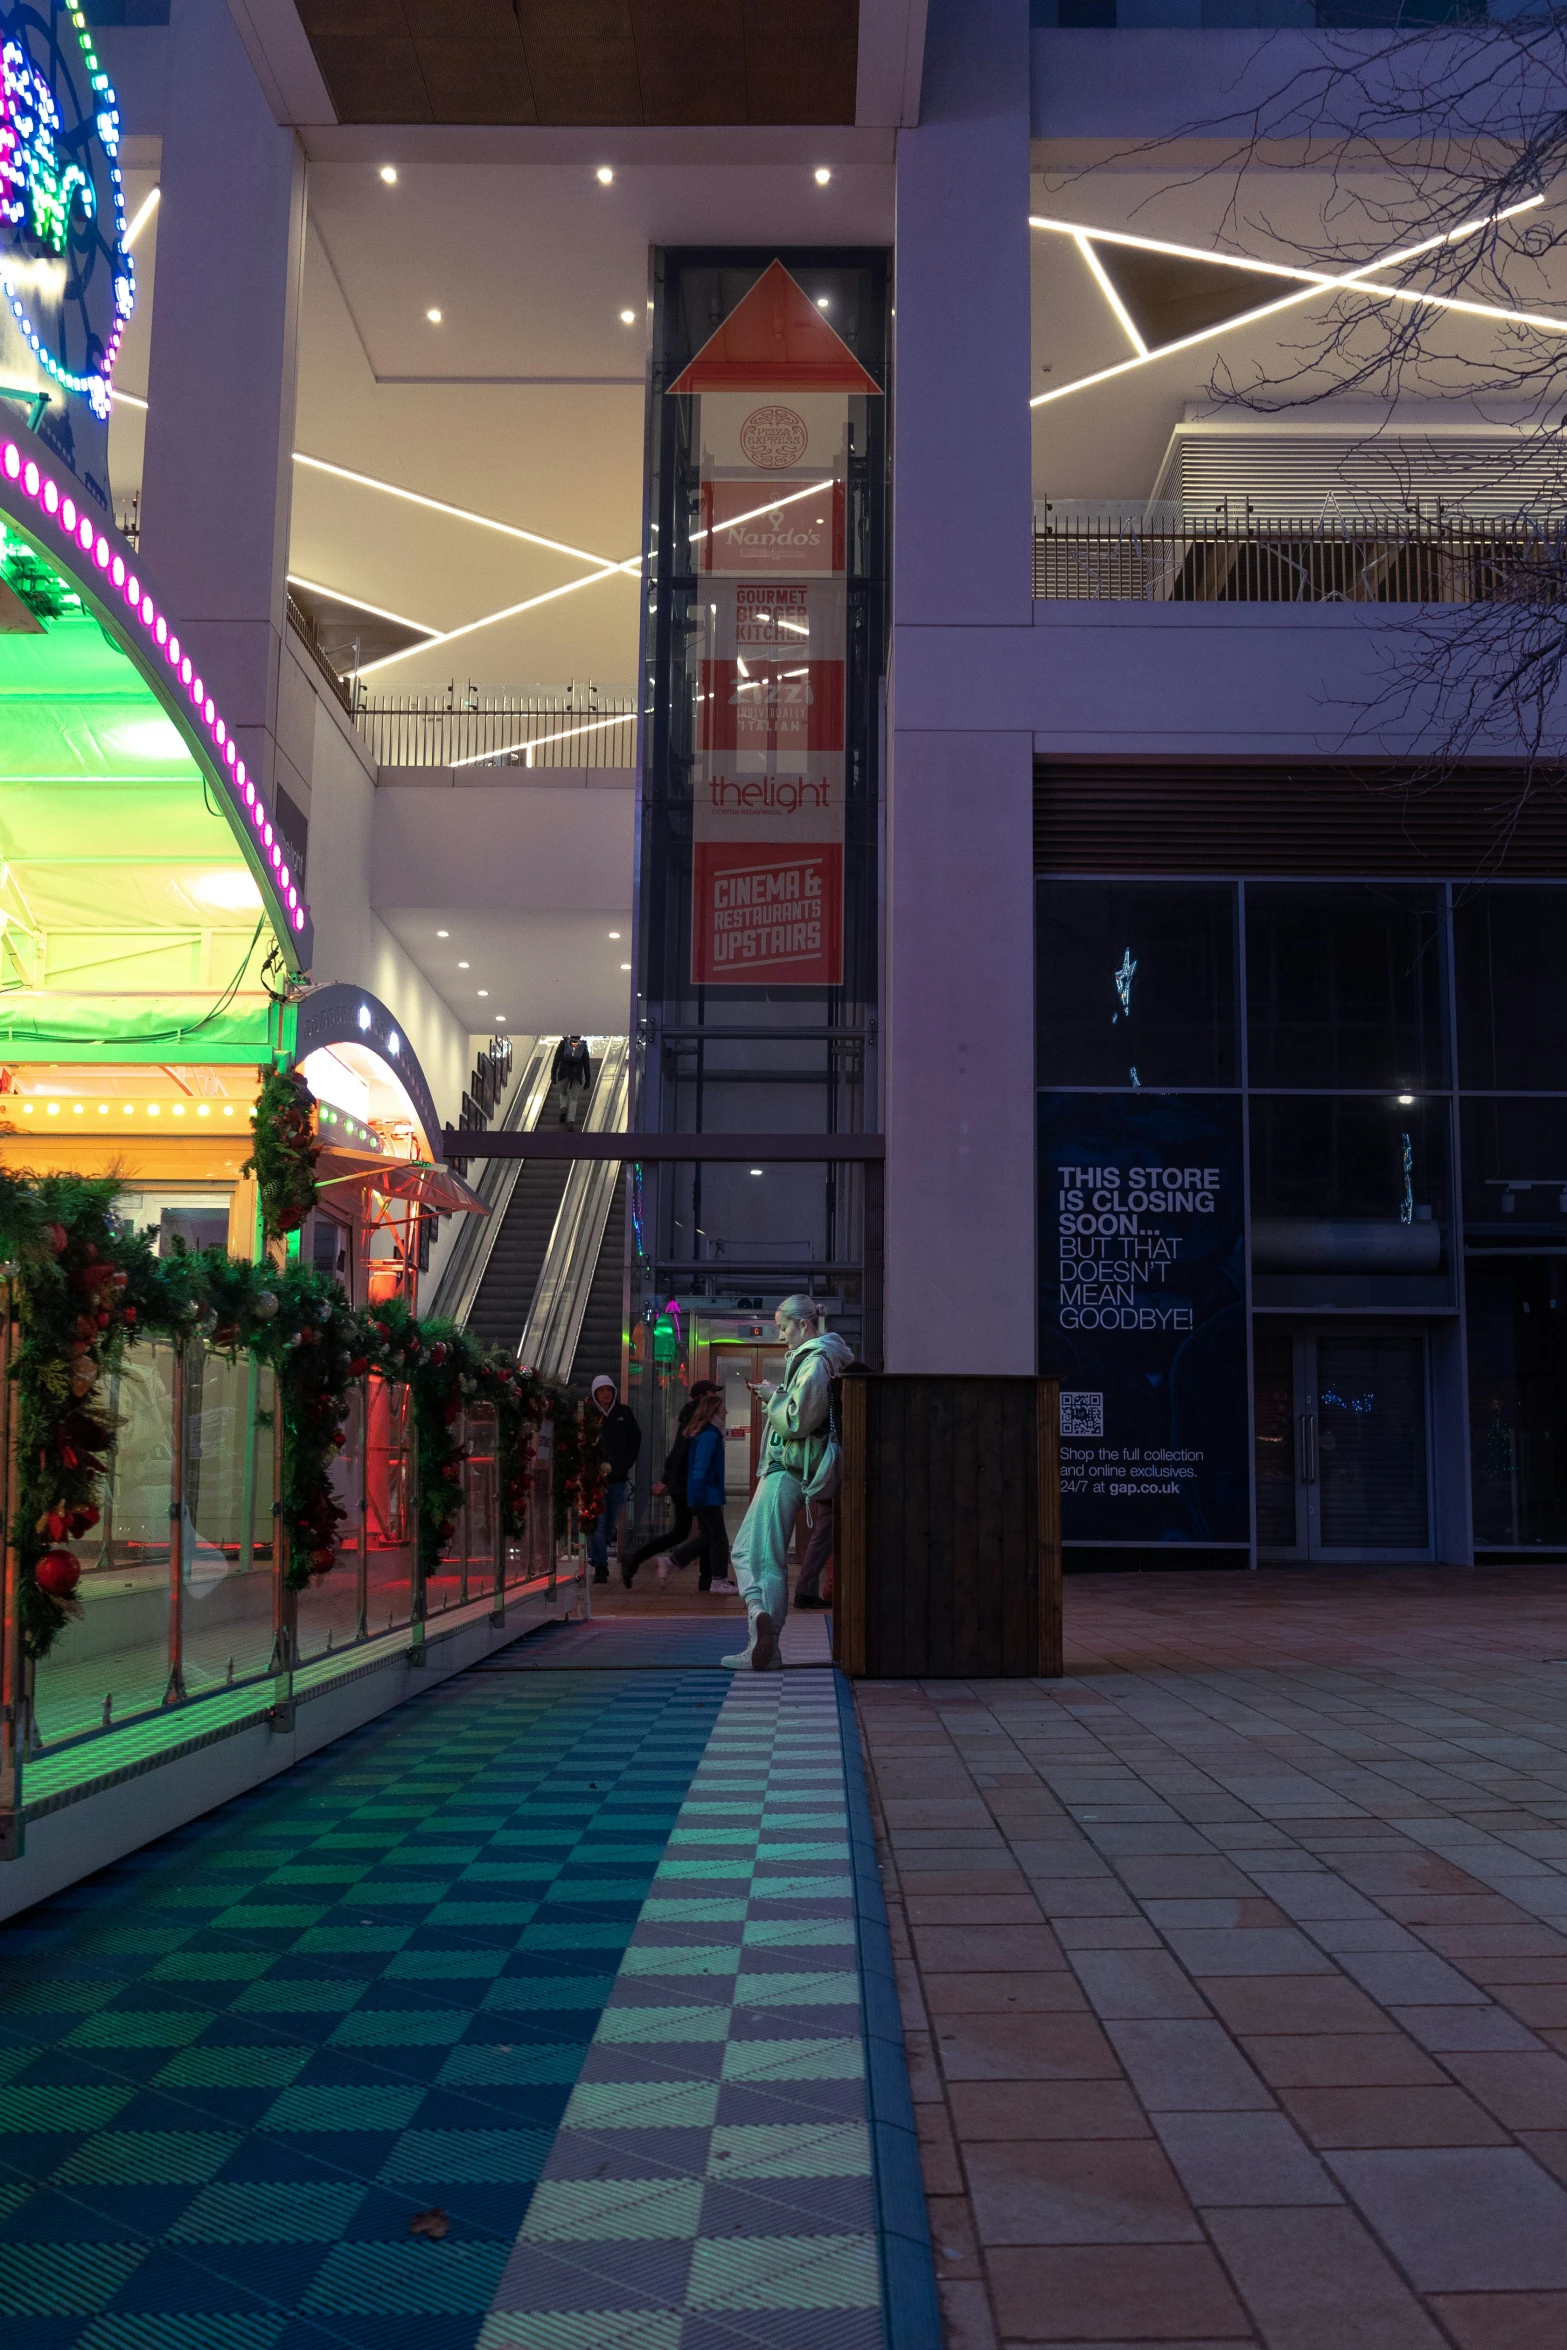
[650,1390,731,1592]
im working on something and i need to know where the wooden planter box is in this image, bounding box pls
[833,1375,1062,1678]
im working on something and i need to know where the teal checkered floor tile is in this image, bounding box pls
[1,1659,896,2347]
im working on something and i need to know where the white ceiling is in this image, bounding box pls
[380,907,635,1034]
[1032,165,1567,508]
[109,136,894,696]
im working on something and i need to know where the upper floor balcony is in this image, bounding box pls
[1034,500,1564,600]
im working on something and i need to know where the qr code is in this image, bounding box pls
[1060,1392,1104,1438]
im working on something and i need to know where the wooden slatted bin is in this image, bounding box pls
[833,1375,1062,1678]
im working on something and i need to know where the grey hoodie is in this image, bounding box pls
[758,1329,854,1485]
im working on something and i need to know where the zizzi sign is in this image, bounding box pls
[0,0,132,487]
[1040,1095,1249,1547]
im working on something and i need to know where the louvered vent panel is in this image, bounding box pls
[1174,434,1567,521]
[1034,761,1567,877]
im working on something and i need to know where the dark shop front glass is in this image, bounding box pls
[1036,881,1237,1088]
[1246,883,1447,1090]
[1454,885,1567,1093]
[1467,1257,1567,1548]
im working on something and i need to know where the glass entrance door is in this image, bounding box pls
[1254,1328,1432,1559]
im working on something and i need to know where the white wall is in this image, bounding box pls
[886,0,1038,1376]
[894,604,1567,760]
[302,686,472,1129]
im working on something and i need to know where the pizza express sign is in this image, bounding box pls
[0,0,132,483]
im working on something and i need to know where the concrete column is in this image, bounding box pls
[138,0,306,821]
[884,0,1036,1373]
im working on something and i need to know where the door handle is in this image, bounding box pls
[1299,1414,1318,1483]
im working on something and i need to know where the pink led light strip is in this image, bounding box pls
[0,436,309,939]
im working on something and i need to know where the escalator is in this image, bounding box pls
[517,1037,628,1382]
[469,1159,572,1351]
[437,1036,629,1381]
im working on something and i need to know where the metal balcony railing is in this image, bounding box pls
[356,688,637,769]
[1033,512,1567,603]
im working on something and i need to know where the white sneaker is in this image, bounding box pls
[707,1577,738,1593]
[650,1554,675,1585]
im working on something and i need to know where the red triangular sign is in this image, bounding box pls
[669,261,882,395]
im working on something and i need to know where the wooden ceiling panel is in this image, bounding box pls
[415,40,539,124]
[295,0,408,36]
[307,34,434,122]
[743,0,858,126]
[402,0,522,33]
[513,0,644,126]
[298,0,860,125]
[628,0,748,125]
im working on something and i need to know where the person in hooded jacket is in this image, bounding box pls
[725,1294,851,1671]
[646,1390,731,1592]
[620,1379,719,1586]
[552,1035,593,1127]
[586,1373,640,1580]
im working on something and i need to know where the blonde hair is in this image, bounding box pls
[776,1293,821,1329]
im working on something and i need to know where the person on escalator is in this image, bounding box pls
[620,1379,719,1588]
[586,1373,640,1582]
[647,1390,731,1593]
[552,1034,593,1126]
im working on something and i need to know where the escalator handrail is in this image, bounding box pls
[426,1035,554,1324]
[519,1038,629,1380]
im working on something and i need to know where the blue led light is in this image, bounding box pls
[0,3,134,422]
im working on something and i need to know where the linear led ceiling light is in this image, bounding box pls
[290,452,641,576]
[1031,196,1553,407]
[449,710,630,769]
[124,186,159,247]
[357,570,629,677]
[285,574,440,639]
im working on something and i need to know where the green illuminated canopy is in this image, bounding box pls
[0,540,283,1061]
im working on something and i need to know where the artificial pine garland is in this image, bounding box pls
[242,1064,320,1241]
[0,1172,597,1660]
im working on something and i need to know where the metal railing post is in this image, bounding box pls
[269,1383,296,1728]
[162,1340,187,1705]
[0,1276,23,1859]
[355,1376,369,1640]
[407,1386,426,1665]
[458,1407,470,1608]
[490,1424,505,1625]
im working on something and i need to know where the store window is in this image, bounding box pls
[1454,885,1567,1093]
[1036,880,1237,1088]
[1250,1093,1452,1305]
[1468,1256,1567,1548]
[1461,1098,1567,1237]
[1246,883,1446,1089]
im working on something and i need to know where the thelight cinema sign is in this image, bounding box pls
[0,0,132,493]
[671,261,881,988]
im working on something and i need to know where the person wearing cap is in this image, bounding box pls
[586,1373,641,1582]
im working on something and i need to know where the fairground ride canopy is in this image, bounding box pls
[0,418,309,1063]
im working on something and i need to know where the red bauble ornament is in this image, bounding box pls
[35,1548,81,1598]
[41,1222,67,1255]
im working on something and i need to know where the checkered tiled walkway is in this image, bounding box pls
[486,1674,879,2349]
[0,1648,917,2349]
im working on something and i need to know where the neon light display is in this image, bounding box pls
[1,429,309,943]
[0,2,132,421]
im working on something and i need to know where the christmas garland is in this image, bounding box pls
[553,1398,609,1540]
[0,1172,601,1661]
[242,1063,319,1241]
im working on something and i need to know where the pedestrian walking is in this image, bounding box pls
[621,1379,719,1585]
[646,1391,731,1592]
[585,1372,640,1581]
